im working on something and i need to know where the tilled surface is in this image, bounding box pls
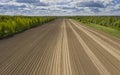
[0,19,120,75]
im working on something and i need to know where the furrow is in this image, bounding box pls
[62,20,72,75]
[70,20,120,61]
[72,20,120,47]
[68,21,111,75]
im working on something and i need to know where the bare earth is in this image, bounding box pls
[0,19,120,75]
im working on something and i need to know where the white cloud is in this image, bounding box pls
[0,0,120,16]
[41,0,72,3]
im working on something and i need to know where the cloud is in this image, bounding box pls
[0,0,120,16]
[16,0,40,3]
[76,1,105,8]
[16,0,49,6]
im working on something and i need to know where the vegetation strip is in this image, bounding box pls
[72,16,120,38]
[0,16,56,39]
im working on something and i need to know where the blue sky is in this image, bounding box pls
[0,0,120,16]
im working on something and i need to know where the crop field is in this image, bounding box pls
[0,0,120,75]
[0,18,120,75]
[0,16,56,38]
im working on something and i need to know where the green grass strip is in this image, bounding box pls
[76,20,120,38]
[84,23,120,38]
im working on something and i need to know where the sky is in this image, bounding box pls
[0,0,120,16]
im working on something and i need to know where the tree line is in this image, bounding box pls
[0,16,56,38]
[73,16,120,30]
